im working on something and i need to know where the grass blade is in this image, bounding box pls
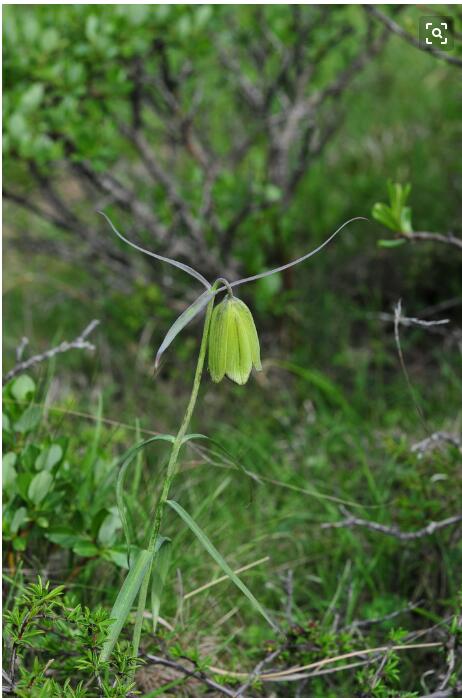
[100,548,152,662]
[166,499,278,632]
[150,537,171,633]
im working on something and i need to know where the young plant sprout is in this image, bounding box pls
[98,211,365,665]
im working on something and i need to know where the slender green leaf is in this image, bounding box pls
[150,538,171,633]
[166,499,278,631]
[155,289,214,369]
[100,548,152,662]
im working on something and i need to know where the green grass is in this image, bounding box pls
[3,333,461,695]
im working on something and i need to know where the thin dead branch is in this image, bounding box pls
[321,506,462,541]
[143,654,236,697]
[364,5,462,68]
[405,230,462,250]
[4,320,100,384]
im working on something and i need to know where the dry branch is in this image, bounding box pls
[321,506,462,541]
[4,320,100,384]
[143,654,236,697]
[364,5,462,68]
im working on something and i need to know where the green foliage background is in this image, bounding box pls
[3,5,462,696]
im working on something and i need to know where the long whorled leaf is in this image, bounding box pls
[166,499,278,632]
[98,211,211,289]
[155,289,214,369]
[100,548,153,662]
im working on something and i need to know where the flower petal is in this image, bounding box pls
[234,299,261,371]
[208,300,229,383]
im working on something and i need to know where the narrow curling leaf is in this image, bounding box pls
[166,499,278,631]
[155,289,214,369]
[100,548,152,662]
[229,217,367,290]
[98,211,211,289]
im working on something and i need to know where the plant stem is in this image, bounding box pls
[131,289,217,662]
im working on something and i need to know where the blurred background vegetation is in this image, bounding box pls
[3,5,462,696]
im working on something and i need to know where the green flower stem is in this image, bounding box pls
[131,285,218,662]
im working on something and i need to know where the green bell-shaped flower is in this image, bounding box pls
[208,296,262,385]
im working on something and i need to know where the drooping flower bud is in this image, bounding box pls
[208,296,262,385]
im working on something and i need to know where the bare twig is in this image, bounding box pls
[364,5,462,68]
[15,337,29,362]
[392,314,450,329]
[419,687,462,698]
[405,230,462,250]
[439,637,456,691]
[344,603,419,631]
[143,654,236,697]
[210,641,442,681]
[234,648,283,697]
[373,309,451,337]
[412,432,461,455]
[321,505,462,541]
[4,320,100,384]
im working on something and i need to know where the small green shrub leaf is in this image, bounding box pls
[35,444,63,471]
[14,405,41,433]
[11,507,28,535]
[11,374,36,401]
[28,470,53,506]
[73,540,99,557]
[3,452,18,490]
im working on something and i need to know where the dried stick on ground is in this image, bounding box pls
[234,648,283,697]
[143,654,236,697]
[3,320,100,384]
[412,432,461,455]
[321,506,462,541]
